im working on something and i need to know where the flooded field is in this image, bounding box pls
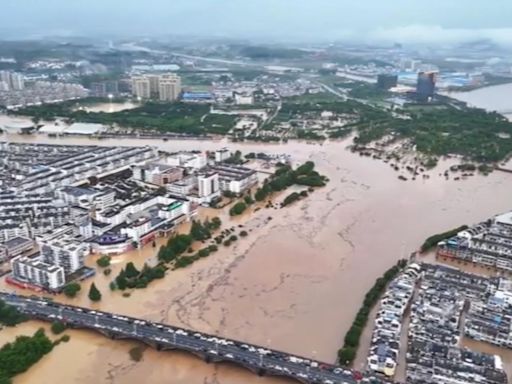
[1,133,512,383]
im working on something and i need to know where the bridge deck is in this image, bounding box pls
[0,292,392,384]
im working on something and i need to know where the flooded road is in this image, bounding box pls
[1,133,512,384]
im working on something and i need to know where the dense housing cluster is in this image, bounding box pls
[0,143,277,292]
[437,211,512,271]
[367,264,420,377]
[407,265,507,384]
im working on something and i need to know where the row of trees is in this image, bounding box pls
[420,225,468,253]
[337,259,408,365]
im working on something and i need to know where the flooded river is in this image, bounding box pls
[448,82,512,121]
[1,133,512,384]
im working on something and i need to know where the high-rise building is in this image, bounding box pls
[377,74,398,90]
[416,72,437,102]
[0,71,10,89]
[105,80,119,96]
[198,173,220,198]
[131,76,151,99]
[147,74,160,98]
[158,73,181,101]
[10,72,25,90]
[90,82,107,97]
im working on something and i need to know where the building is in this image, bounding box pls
[90,82,107,97]
[215,148,231,163]
[133,163,184,186]
[105,80,119,96]
[234,92,254,105]
[416,71,437,102]
[167,176,197,196]
[147,74,160,97]
[10,73,24,90]
[158,73,181,101]
[57,186,116,210]
[36,225,89,274]
[131,73,181,101]
[11,256,65,290]
[166,152,207,169]
[131,76,151,99]
[209,164,258,194]
[0,236,34,261]
[198,173,220,198]
[0,71,24,91]
[0,192,70,242]
[377,74,398,90]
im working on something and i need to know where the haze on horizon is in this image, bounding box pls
[3,0,512,46]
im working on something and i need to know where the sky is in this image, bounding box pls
[3,0,512,45]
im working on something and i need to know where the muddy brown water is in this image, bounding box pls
[1,133,512,383]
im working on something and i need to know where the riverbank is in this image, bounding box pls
[1,134,512,384]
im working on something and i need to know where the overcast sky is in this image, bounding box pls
[3,0,512,45]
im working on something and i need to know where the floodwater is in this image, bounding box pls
[1,133,512,384]
[448,82,512,121]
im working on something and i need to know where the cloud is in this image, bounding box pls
[365,25,512,46]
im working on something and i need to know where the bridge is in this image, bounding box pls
[0,292,391,384]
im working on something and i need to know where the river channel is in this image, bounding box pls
[1,117,512,383]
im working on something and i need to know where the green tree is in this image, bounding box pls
[229,202,247,216]
[124,262,140,279]
[338,347,356,365]
[0,300,27,326]
[50,321,66,335]
[62,283,81,298]
[96,255,111,268]
[88,283,102,302]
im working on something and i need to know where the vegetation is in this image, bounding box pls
[50,321,66,335]
[420,225,468,253]
[13,101,237,136]
[255,161,327,204]
[190,220,212,241]
[0,328,54,382]
[128,345,145,362]
[338,259,407,365]
[88,283,102,302]
[62,282,81,298]
[113,262,166,290]
[282,192,301,207]
[96,255,111,268]
[229,202,248,216]
[157,234,193,263]
[0,299,27,327]
[240,230,248,237]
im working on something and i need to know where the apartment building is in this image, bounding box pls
[11,256,65,290]
[0,192,70,242]
[132,162,184,186]
[208,164,258,194]
[0,236,34,261]
[36,225,89,274]
[131,73,181,101]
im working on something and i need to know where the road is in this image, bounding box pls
[0,292,393,384]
